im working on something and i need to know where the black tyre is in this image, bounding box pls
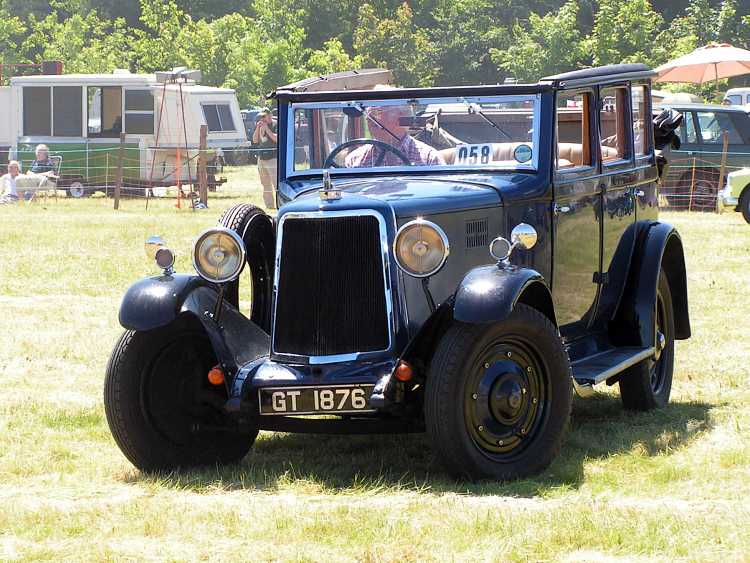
[740,188,750,224]
[218,204,274,332]
[425,304,572,481]
[619,270,675,410]
[104,317,257,472]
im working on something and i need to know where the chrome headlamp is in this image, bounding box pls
[192,227,246,283]
[394,219,449,278]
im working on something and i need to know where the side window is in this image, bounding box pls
[631,85,650,156]
[23,87,51,136]
[696,111,744,144]
[556,91,592,169]
[124,90,154,135]
[726,94,742,105]
[53,86,83,137]
[87,86,122,138]
[676,112,698,144]
[599,86,631,163]
[202,104,236,132]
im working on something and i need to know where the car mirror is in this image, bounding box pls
[511,223,538,250]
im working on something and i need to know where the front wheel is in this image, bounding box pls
[425,305,572,481]
[740,188,750,224]
[104,317,257,471]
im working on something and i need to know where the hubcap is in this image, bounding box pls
[464,342,547,458]
[69,183,85,198]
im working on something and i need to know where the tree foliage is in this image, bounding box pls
[1,0,750,101]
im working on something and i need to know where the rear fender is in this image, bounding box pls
[612,222,690,347]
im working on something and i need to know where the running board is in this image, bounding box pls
[571,346,654,398]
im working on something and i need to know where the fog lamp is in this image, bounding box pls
[192,227,246,283]
[394,219,449,278]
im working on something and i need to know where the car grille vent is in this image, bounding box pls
[465,218,489,249]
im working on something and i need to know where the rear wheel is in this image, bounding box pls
[425,305,572,481]
[68,180,87,198]
[619,270,675,410]
[104,317,257,471]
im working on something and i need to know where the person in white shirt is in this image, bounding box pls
[0,160,21,204]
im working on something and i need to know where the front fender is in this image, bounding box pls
[453,265,553,325]
[119,274,213,331]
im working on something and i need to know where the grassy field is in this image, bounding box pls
[1,176,749,561]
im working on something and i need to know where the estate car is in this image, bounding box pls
[104,64,690,480]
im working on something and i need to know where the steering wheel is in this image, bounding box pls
[323,138,411,168]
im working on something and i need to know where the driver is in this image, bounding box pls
[345,102,445,168]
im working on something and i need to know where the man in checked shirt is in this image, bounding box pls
[344,102,446,168]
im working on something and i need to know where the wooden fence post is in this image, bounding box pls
[717,130,729,213]
[198,124,208,206]
[688,157,697,213]
[114,132,125,210]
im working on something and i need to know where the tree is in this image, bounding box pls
[307,38,361,75]
[0,8,26,68]
[353,3,436,87]
[492,1,588,82]
[587,0,663,67]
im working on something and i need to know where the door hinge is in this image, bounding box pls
[593,271,610,285]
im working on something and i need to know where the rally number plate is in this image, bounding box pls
[258,384,376,416]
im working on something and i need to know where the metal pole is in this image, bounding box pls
[114,133,125,210]
[717,130,729,213]
[198,124,208,206]
[689,157,697,212]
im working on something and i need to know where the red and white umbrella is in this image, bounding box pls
[655,43,750,90]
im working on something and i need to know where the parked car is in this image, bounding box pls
[104,65,690,481]
[723,87,750,107]
[655,102,750,208]
[719,167,750,222]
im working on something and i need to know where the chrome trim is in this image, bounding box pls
[271,209,395,364]
[393,219,450,278]
[192,227,247,284]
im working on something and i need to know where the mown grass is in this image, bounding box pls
[0,174,749,561]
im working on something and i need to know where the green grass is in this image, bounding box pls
[1,176,749,561]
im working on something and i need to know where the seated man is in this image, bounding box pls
[30,144,57,178]
[345,104,445,168]
[0,160,21,204]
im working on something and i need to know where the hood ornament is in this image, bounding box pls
[319,169,341,201]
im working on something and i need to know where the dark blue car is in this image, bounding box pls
[105,64,690,481]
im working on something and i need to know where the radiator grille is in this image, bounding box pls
[466,218,489,248]
[273,214,390,357]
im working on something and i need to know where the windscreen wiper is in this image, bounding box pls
[461,99,512,140]
[346,102,403,143]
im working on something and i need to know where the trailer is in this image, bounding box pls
[0,70,248,197]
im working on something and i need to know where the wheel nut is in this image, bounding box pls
[521,388,527,394]
[507,352,512,358]
[472,393,478,400]
[484,362,490,369]
[521,428,527,435]
[498,440,504,446]
[532,398,538,404]
[478,425,484,431]
[527,366,532,373]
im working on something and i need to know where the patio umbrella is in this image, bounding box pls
[655,43,750,92]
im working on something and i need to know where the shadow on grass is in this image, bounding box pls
[126,394,714,497]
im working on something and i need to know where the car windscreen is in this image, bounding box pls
[287,95,539,175]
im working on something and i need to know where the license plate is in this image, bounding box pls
[258,384,376,416]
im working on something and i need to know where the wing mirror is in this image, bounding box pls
[489,223,537,265]
[145,235,175,275]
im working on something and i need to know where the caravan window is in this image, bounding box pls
[53,86,83,136]
[88,86,122,138]
[22,86,83,137]
[23,87,52,136]
[203,104,236,132]
[124,90,154,135]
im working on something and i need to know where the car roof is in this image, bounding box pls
[655,102,747,112]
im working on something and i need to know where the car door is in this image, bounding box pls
[552,89,602,340]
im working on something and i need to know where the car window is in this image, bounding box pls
[556,91,592,170]
[631,85,650,156]
[676,112,698,144]
[599,87,631,163]
[696,111,744,144]
[725,95,742,105]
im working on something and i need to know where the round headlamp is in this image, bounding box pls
[192,227,246,283]
[394,219,449,278]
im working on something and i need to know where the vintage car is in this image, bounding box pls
[720,167,750,222]
[104,64,691,480]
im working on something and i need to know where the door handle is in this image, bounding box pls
[554,204,571,215]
